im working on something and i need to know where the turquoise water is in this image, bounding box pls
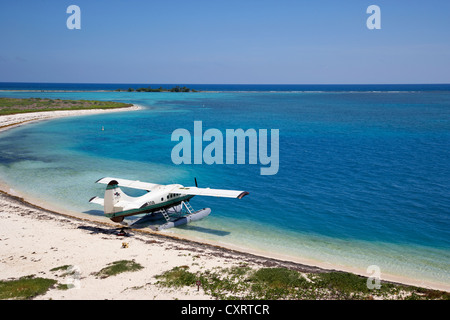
[0,89,449,286]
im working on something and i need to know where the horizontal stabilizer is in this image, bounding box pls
[89,196,104,206]
[172,186,249,199]
[96,177,161,191]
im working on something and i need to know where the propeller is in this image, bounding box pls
[194,177,198,187]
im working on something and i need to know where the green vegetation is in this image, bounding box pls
[0,276,57,300]
[116,85,197,92]
[154,265,197,287]
[93,260,144,279]
[2,263,447,300]
[50,265,72,273]
[50,265,79,279]
[0,260,143,299]
[155,266,450,300]
[0,97,133,116]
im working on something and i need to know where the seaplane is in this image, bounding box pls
[89,177,249,230]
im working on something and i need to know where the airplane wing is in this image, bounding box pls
[95,177,162,191]
[171,186,249,199]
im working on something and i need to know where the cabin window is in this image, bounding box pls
[161,197,163,201]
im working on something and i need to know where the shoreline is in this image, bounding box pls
[0,104,143,133]
[1,184,449,297]
[0,187,326,275]
[0,106,449,297]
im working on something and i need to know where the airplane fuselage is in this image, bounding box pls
[106,184,194,221]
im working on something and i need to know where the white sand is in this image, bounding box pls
[0,105,142,133]
[0,191,248,300]
[0,190,329,300]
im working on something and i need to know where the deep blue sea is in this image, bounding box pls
[0,83,449,287]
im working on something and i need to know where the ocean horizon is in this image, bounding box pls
[1,82,450,92]
[0,83,449,289]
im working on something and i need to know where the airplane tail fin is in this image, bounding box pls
[104,180,130,221]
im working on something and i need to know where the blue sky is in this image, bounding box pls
[1,0,449,84]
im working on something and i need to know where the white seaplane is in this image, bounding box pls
[89,177,249,230]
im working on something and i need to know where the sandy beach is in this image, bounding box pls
[0,105,142,133]
[2,189,312,300]
[0,106,449,300]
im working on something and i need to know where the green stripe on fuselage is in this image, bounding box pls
[105,195,194,219]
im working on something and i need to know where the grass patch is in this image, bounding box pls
[155,266,196,287]
[0,97,132,116]
[94,260,144,279]
[57,283,71,291]
[50,265,72,272]
[0,276,57,300]
[155,266,450,300]
[251,267,308,288]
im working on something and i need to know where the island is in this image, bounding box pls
[0,97,133,116]
[115,85,197,92]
